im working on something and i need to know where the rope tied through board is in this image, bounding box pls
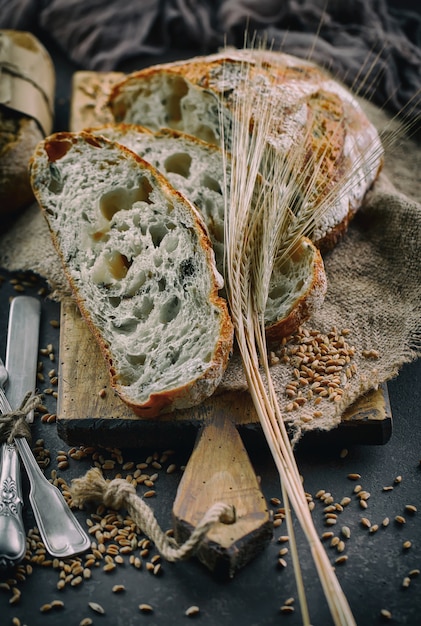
[71,467,236,562]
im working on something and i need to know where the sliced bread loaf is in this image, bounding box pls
[30,131,234,417]
[89,123,327,340]
[108,49,384,250]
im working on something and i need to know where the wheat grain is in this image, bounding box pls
[185,605,200,617]
[89,601,105,614]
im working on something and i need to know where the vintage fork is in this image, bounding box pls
[0,357,90,561]
[0,359,26,567]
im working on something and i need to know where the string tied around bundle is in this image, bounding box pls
[0,392,42,445]
[71,467,236,562]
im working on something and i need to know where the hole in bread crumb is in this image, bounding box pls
[163,76,189,123]
[126,353,146,366]
[164,152,192,178]
[91,251,132,284]
[138,296,154,319]
[149,223,168,248]
[108,296,121,308]
[201,174,221,194]
[108,252,132,279]
[159,295,181,323]
[113,318,138,333]
[194,124,219,145]
[267,285,288,304]
[48,163,64,193]
[203,351,213,363]
[158,277,166,292]
[100,179,153,221]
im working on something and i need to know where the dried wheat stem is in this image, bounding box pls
[220,45,359,625]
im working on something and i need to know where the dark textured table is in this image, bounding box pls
[1,28,420,626]
[0,269,420,626]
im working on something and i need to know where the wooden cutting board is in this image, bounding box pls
[54,72,392,576]
[57,301,391,449]
[63,70,392,451]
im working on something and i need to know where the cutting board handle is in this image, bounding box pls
[172,407,273,577]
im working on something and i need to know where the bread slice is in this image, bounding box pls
[30,131,234,417]
[108,49,384,250]
[89,125,227,272]
[89,123,327,341]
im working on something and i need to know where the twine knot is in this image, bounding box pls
[0,392,41,444]
[71,467,236,563]
[102,477,137,510]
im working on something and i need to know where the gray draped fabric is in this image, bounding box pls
[1,0,420,124]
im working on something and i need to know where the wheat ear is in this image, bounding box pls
[220,51,360,626]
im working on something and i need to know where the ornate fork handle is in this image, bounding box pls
[0,389,90,560]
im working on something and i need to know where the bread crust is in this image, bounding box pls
[109,49,384,251]
[30,131,234,418]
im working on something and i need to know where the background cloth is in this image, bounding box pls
[0,0,420,126]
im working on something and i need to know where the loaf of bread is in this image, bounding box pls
[0,30,55,216]
[89,123,327,340]
[0,107,43,216]
[108,48,384,250]
[30,131,234,417]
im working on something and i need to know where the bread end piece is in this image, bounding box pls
[264,237,327,342]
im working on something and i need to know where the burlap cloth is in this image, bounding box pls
[1,98,420,438]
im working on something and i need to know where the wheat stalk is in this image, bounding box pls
[219,49,375,626]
